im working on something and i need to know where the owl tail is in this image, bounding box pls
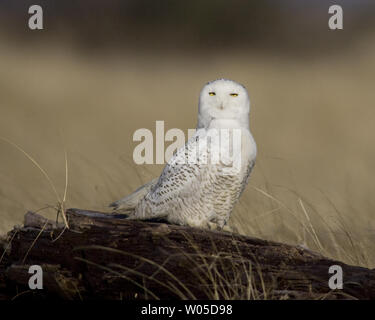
[109,178,158,212]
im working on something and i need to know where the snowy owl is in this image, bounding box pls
[110,79,257,229]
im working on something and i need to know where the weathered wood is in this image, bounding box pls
[0,208,374,300]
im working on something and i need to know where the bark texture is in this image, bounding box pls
[0,208,374,300]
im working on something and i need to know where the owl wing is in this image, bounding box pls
[110,129,209,213]
[145,129,210,206]
[238,159,255,197]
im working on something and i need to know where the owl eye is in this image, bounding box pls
[209,92,216,96]
[230,93,238,97]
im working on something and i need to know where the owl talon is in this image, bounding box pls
[205,221,220,230]
[222,225,233,233]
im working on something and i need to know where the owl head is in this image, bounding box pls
[197,79,251,129]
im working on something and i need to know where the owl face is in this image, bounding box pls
[197,79,250,129]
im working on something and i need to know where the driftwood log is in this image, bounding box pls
[0,208,374,300]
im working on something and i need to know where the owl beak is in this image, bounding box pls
[219,104,224,110]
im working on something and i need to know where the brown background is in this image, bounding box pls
[0,0,374,267]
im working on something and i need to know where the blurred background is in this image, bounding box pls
[0,0,374,267]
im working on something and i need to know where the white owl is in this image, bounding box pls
[110,79,257,229]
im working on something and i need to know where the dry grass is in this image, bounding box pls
[73,240,269,300]
[0,38,374,271]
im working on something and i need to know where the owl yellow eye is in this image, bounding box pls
[230,93,238,97]
[209,92,216,96]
